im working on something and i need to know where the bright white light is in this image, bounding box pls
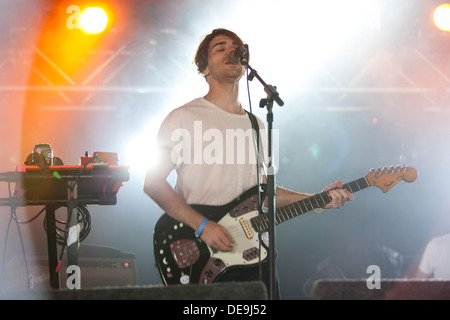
[204,0,381,96]
[125,60,208,174]
[79,7,108,34]
[125,114,166,174]
[434,4,450,32]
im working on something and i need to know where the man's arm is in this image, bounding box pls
[143,149,234,252]
[273,180,354,209]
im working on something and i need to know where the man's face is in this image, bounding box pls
[202,34,245,84]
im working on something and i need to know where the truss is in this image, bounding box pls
[0,15,449,114]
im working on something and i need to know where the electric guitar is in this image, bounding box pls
[153,165,418,285]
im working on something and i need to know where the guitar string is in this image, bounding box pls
[167,194,338,273]
[168,192,333,268]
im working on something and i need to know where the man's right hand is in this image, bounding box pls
[200,220,235,252]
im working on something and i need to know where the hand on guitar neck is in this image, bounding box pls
[321,180,354,209]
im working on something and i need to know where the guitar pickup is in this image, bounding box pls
[239,217,253,239]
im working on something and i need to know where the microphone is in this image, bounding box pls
[228,44,248,65]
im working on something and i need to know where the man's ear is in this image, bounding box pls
[202,66,210,77]
[201,67,210,81]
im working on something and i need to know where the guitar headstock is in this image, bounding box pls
[365,165,418,193]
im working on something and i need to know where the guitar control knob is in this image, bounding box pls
[214,259,222,267]
[205,270,213,278]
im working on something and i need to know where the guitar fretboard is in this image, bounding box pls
[250,177,370,232]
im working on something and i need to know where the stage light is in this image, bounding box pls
[433,3,450,32]
[79,7,109,34]
[125,113,167,174]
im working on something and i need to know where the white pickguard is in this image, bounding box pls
[209,209,268,267]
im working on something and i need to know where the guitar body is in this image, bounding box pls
[153,185,268,285]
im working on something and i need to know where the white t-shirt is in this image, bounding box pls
[418,233,450,279]
[157,97,267,206]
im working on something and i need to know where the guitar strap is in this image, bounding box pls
[247,111,259,148]
[246,111,266,278]
[246,111,265,190]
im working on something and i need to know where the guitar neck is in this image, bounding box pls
[251,177,370,232]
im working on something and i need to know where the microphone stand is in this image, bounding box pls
[243,58,284,300]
